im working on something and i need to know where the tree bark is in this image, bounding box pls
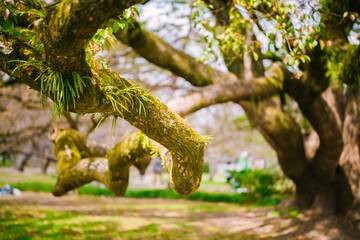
[340,87,360,208]
[167,62,284,116]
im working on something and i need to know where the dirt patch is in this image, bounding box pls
[1,192,359,239]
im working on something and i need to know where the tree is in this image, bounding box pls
[1,0,206,197]
[0,0,359,214]
[0,80,54,171]
[0,75,108,173]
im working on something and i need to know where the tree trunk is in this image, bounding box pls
[42,157,56,174]
[293,165,354,214]
[339,87,360,210]
[15,154,30,172]
[280,87,357,214]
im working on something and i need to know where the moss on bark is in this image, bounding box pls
[52,127,204,197]
[53,129,154,196]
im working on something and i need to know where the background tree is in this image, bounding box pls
[0,72,109,173]
[0,0,359,214]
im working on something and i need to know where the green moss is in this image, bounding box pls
[53,129,94,196]
[54,129,88,158]
[53,130,157,197]
[49,1,72,40]
[97,70,151,117]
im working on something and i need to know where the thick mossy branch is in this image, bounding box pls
[167,62,285,116]
[95,70,205,195]
[53,129,102,196]
[51,70,206,195]
[1,33,205,195]
[46,0,143,44]
[0,33,44,90]
[53,129,154,196]
[115,21,239,86]
[342,46,360,86]
[42,0,144,73]
[240,98,307,180]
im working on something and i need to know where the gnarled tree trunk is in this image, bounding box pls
[340,87,360,210]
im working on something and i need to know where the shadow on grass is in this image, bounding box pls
[0,214,260,240]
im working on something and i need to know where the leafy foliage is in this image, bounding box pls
[227,169,279,199]
[112,6,139,33]
[86,6,139,69]
[87,27,117,69]
[191,0,358,71]
[0,0,45,49]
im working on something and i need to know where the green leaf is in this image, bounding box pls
[304,55,311,62]
[112,21,120,33]
[0,19,14,32]
[309,40,318,49]
[123,9,131,19]
[293,59,300,68]
[133,7,140,17]
[25,0,34,8]
[113,20,128,32]
[12,29,21,37]
[252,52,259,61]
[99,56,108,69]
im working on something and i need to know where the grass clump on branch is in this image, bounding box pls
[103,84,149,117]
[94,84,151,134]
[11,60,87,117]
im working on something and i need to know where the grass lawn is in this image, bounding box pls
[0,169,282,206]
[1,192,359,240]
[0,170,359,239]
[0,192,260,240]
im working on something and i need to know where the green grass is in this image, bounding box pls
[0,171,282,206]
[125,188,247,203]
[0,160,12,167]
[0,199,260,240]
[1,181,249,204]
[4,181,55,193]
[0,171,57,183]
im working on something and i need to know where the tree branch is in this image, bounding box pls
[240,98,307,180]
[43,0,144,73]
[46,0,143,45]
[53,129,153,196]
[115,21,238,86]
[167,62,285,116]
[0,32,205,196]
